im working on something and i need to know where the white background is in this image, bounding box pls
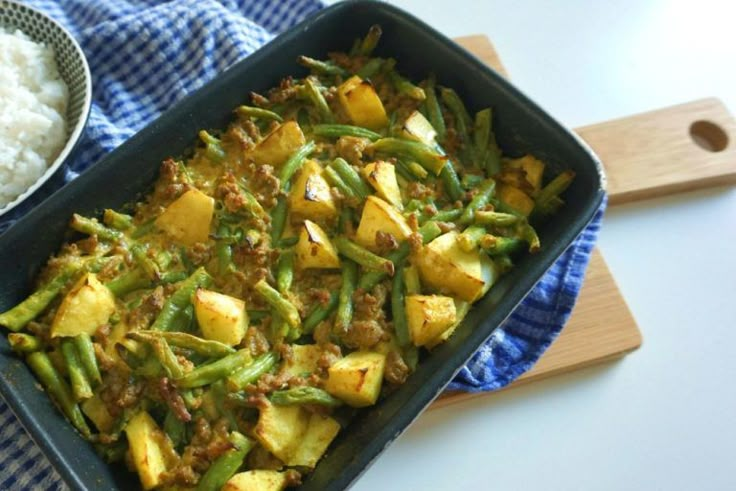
[322,1,736,490]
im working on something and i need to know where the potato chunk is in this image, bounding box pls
[337,75,389,129]
[355,196,411,251]
[416,231,497,302]
[81,395,115,433]
[295,220,340,270]
[506,154,545,192]
[224,470,288,491]
[402,110,437,145]
[125,411,175,490]
[324,351,386,407]
[363,161,403,210]
[405,295,457,347]
[497,183,534,216]
[193,289,248,346]
[288,159,337,221]
[155,188,214,245]
[50,273,115,338]
[282,344,322,377]
[249,120,306,167]
[291,412,341,468]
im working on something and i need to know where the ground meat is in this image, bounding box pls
[384,350,410,385]
[406,181,434,200]
[284,469,303,488]
[250,91,270,107]
[268,76,300,104]
[353,284,388,321]
[245,326,270,357]
[406,212,419,232]
[247,445,285,471]
[158,377,191,422]
[127,286,165,330]
[187,242,212,267]
[76,235,98,255]
[307,287,331,306]
[160,465,199,488]
[335,136,369,165]
[93,343,116,371]
[436,221,457,233]
[408,231,423,254]
[374,231,399,254]
[252,372,292,394]
[160,158,178,182]
[99,365,143,416]
[312,320,332,346]
[216,172,246,213]
[342,319,384,350]
[249,163,280,209]
[316,343,341,375]
[242,119,261,142]
[226,124,256,151]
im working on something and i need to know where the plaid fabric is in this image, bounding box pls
[0,0,605,488]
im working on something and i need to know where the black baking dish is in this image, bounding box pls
[0,1,605,489]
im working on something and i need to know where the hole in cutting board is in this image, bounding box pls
[689,120,728,152]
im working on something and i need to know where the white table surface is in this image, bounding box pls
[322,1,736,489]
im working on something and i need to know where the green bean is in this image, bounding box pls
[130,218,156,239]
[151,267,212,332]
[270,386,343,408]
[195,432,254,491]
[485,143,503,176]
[519,222,541,253]
[271,314,290,343]
[303,291,340,334]
[105,269,149,298]
[210,380,238,430]
[164,410,186,448]
[457,226,488,252]
[304,78,334,123]
[333,237,394,275]
[359,24,382,56]
[392,268,410,347]
[330,158,372,199]
[403,345,419,372]
[495,254,514,274]
[475,210,519,227]
[356,57,384,79]
[70,214,123,242]
[462,173,484,189]
[279,141,317,188]
[103,209,133,231]
[276,249,295,295]
[388,71,425,100]
[474,108,492,158]
[150,336,184,379]
[226,352,279,392]
[424,74,446,141]
[247,309,269,323]
[277,236,299,248]
[459,179,496,224]
[61,339,93,401]
[535,170,576,211]
[147,331,235,358]
[371,138,446,175]
[216,224,234,275]
[27,351,91,438]
[338,207,355,235]
[297,55,349,77]
[403,161,429,180]
[0,266,76,331]
[254,279,301,329]
[236,105,283,122]
[440,160,464,202]
[199,130,226,162]
[334,261,358,335]
[7,333,40,353]
[481,236,524,256]
[73,333,101,386]
[130,244,160,280]
[357,221,443,291]
[403,265,421,295]
[176,349,251,389]
[418,208,463,225]
[394,160,416,181]
[324,166,357,199]
[312,124,382,141]
[440,87,472,136]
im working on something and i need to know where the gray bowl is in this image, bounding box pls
[0,0,92,216]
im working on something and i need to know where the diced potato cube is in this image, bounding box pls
[497,184,534,216]
[81,395,115,433]
[402,110,437,145]
[155,188,214,245]
[254,403,309,463]
[337,76,388,130]
[405,295,457,347]
[125,411,175,490]
[224,470,288,491]
[290,412,341,468]
[355,196,412,251]
[288,159,337,221]
[193,289,248,346]
[249,121,306,167]
[295,220,340,270]
[324,351,386,407]
[282,344,322,377]
[425,300,470,349]
[506,155,545,192]
[362,161,403,210]
[51,273,115,338]
[416,231,497,302]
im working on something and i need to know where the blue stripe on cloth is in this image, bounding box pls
[0,1,605,488]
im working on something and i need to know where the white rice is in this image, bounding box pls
[0,27,69,208]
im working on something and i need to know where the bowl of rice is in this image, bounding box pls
[0,0,91,216]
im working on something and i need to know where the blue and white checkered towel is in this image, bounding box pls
[0,0,604,488]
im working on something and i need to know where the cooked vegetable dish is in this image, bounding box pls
[0,25,574,490]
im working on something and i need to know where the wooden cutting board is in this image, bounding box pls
[432,35,736,409]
